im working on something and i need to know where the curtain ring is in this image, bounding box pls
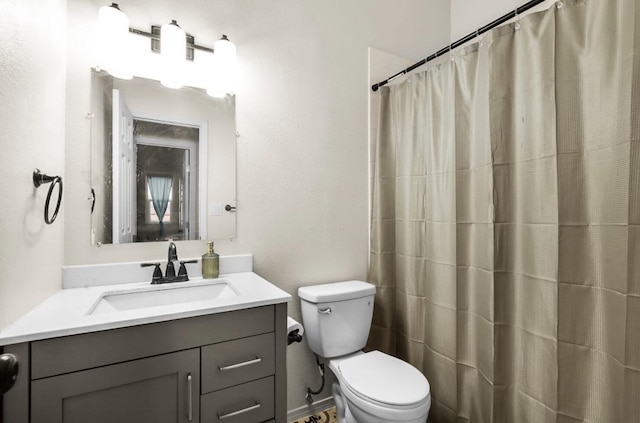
[514,8,521,30]
[477,29,484,46]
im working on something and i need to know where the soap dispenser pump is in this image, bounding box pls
[202,241,220,279]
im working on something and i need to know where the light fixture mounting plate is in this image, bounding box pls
[150,25,195,61]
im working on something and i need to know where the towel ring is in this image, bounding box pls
[33,169,63,225]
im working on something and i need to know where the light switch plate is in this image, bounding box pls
[210,203,223,216]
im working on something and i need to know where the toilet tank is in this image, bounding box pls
[298,281,376,358]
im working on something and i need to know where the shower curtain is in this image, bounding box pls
[368,0,639,422]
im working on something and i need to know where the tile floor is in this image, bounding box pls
[292,406,337,423]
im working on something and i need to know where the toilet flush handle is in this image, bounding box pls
[318,307,332,315]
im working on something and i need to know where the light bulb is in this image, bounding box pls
[207,35,236,97]
[97,3,132,80]
[160,20,186,89]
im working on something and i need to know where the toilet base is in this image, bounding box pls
[332,381,429,423]
[333,382,347,423]
[344,407,358,423]
[332,382,357,423]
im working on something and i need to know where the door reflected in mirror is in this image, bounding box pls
[90,70,236,245]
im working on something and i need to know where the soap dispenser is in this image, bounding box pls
[202,241,220,279]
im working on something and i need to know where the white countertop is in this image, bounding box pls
[0,272,291,346]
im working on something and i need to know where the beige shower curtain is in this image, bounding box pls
[368,0,640,422]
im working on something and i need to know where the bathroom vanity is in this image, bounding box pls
[0,265,290,423]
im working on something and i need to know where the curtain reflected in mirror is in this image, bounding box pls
[146,175,172,238]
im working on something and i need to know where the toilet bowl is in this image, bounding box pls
[329,351,431,423]
[298,281,431,423]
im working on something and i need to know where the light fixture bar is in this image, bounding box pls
[129,27,214,62]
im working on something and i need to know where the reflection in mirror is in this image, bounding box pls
[135,121,199,242]
[90,70,236,245]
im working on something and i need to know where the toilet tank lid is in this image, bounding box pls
[298,281,376,303]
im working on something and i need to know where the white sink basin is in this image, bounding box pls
[88,280,238,315]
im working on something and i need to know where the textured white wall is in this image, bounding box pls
[0,0,66,329]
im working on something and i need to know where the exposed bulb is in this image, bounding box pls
[207,34,236,97]
[160,20,186,89]
[98,3,133,80]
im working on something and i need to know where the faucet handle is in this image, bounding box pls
[165,261,176,278]
[178,260,198,277]
[141,262,163,284]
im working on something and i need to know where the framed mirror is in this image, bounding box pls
[90,70,236,245]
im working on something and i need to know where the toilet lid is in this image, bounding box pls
[339,351,430,407]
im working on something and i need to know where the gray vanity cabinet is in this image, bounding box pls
[31,349,200,423]
[2,303,287,423]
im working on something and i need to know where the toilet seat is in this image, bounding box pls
[339,351,430,406]
[335,351,431,421]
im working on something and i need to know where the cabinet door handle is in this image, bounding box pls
[187,373,193,422]
[218,402,261,420]
[218,357,262,371]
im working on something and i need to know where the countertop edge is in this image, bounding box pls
[0,271,292,346]
[0,295,290,346]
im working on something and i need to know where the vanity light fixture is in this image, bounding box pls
[97,4,237,96]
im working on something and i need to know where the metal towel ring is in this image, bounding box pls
[33,169,63,225]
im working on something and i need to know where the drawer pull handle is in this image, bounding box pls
[218,357,262,371]
[187,373,193,422]
[218,402,261,420]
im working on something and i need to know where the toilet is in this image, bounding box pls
[299,280,431,423]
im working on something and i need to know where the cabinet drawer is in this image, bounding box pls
[202,332,275,393]
[201,376,274,423]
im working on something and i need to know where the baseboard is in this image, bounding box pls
[287,396,335,422]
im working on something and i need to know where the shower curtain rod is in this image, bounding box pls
[371,0,547,92]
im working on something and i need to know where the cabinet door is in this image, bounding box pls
[31,349,199,423]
